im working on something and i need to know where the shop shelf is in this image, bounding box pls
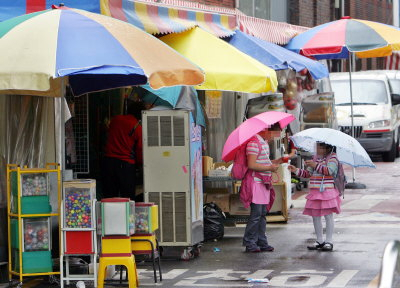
[301,93,334,124]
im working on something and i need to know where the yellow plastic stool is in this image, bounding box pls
[97,255,139,288]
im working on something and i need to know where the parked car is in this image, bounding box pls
[330,71,400,162]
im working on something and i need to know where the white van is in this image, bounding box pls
[330,71,400,162]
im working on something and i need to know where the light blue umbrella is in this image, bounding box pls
[141,85,206,127]
[227,30,329,79]
[291,128,375,168]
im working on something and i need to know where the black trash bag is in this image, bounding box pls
[203,202,225,241]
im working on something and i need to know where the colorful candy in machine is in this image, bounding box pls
[64,187,93,229]
[131,203,159,254]
[61,179,98,288]
[11,172,52,215]
[23,218,51,252]
[21,173,49,196]
[62,179,96,254]
[134,203,158,234]
[7,164,60,278]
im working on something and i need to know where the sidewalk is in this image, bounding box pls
[1,162,399,287]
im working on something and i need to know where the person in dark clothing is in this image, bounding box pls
[102,102,143,201]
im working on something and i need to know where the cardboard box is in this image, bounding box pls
[205,188,230,212]
[229,194,250,215]
[202,156,213,177]
[208,162,232,178]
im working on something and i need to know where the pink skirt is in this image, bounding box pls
[303,188,341,217]
[251,182,270,205]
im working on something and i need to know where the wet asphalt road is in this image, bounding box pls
[2,159,400,288]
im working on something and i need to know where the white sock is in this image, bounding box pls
[324,214,334,243]
[312,216,323,243]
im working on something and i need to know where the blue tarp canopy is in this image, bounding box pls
[141,85,206,127]
[227,30,329,79]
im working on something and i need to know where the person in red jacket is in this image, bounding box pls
[103,102,143,200]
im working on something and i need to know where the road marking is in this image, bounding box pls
[341,199,383,210]
[327,270,358,287]
[281,270,333,274]
[335,212,400,222]
[185,269,249,281]
[361,195,392,200]
[241,269,273,279]
[136,269,362,287]
[269,274,327,287]
[162,269,189,280]
[174,280,251,287]
[137,269,152,280]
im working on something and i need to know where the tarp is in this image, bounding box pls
[100,0,236,37]
[141,85,206,127]
[227,30,329,79]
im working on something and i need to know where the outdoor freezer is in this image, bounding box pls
[142,110,203,246]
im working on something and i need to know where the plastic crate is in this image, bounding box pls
[64,180,96,229]
[13,250,53,274]
[135,203,158,234]
[64,231,94,255]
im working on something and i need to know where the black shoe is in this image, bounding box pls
[245,247,261,253]
[307,241,325,250]
[260,245,274,252]
[321,242,333,251]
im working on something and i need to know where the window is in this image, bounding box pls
[331,79,389,105]
[238,0,271,20]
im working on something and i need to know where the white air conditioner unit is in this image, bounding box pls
[142,110,203,247]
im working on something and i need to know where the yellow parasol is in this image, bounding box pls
[160,27,278,94]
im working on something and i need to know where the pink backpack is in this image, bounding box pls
[231,137,261,180]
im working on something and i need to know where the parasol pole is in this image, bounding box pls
[346,52,366,189]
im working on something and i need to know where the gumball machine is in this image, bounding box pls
[97,199,138,288]
[7,163,61,286]
[60,179,98,288]
[99,198,135,254]
[131,203,159,254]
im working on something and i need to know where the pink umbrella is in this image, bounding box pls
[221,111,295,162]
